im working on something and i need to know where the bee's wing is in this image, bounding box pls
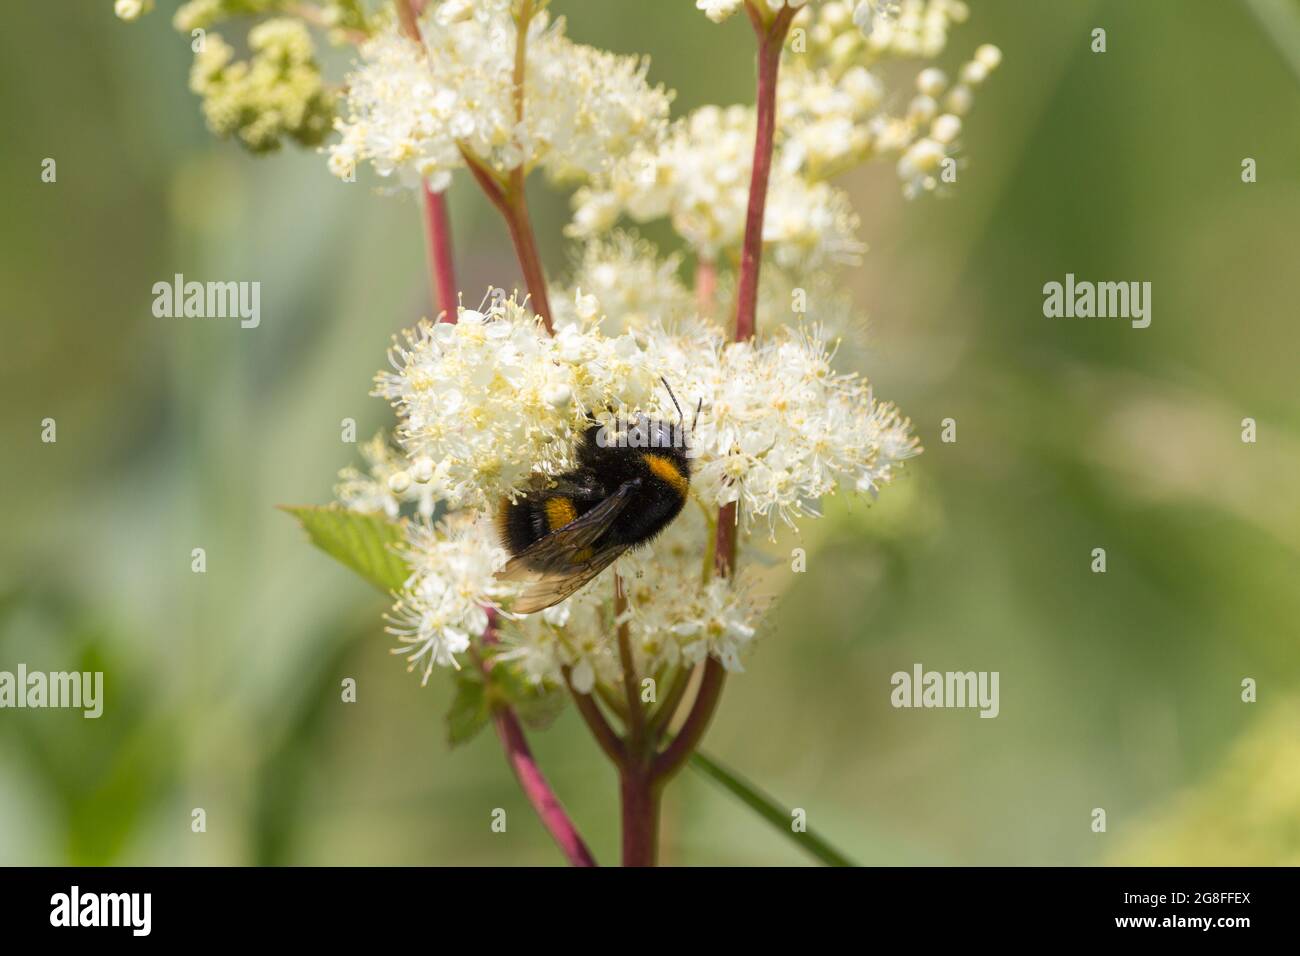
[498,480,636,614]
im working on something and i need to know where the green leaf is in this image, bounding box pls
[446,676,490,748]
[280,505,410,594]
[690,750,857,867]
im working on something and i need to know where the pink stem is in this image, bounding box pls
[650,1,793,801]
[734,4,796,343]
[421,185,458,322]
[460,147,555,335]
[492,706,598,867]
[479,610,597,866]
[619,767,660,867]
[653,657,726,782]
[397,3,458,324]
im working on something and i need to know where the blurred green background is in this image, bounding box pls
[2,0,1298,865]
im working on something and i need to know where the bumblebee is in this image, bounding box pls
[496,385,695,613]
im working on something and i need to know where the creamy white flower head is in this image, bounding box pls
[330,1,673,189]
[569,105,750,256]
[387,512,512,683]
[751,266,869,358]
[336,432,443,519]
[114,0,153,21]
[770,1,1000,195]
[777,64,883,179]
[763,171,865,269]
[618,510,766,674]
[697,0,808,23]
[696,0,744,22]
[503,581,622,692]
[893,45,998,196]
[570,105,862,266]
[639,321,920,533]
[810,0,969,65]
[549,232,693,335]
[373,295,662,509]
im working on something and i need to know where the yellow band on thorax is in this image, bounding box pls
[642,453,689,496]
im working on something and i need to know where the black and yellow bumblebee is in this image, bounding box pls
[496,382,696,613]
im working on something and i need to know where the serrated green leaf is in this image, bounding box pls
[690,750,857,867]
[446,676,490,748]
[280,505,410,594]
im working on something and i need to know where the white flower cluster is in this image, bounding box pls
[372,297,663,510]
[892,43,1001,197]
[572,4,999,257]
[342,292,918,684]
[329,0,673,190]
[696,0,809,24]
[784,1,1001,195]
[335,433,437,520]
[547,232,694,335]
[675,321,920,529]
[828,0,972,64]
[387,511,512,684]
[113,0,153,21]
[569,105,863,267]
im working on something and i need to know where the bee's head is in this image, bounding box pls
[657,376,702,460]
[644,418,692,474]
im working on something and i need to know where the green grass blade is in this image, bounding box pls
[690,750,857,867]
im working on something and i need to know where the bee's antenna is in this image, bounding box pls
[659,375,685,425]
[692,397,703,432]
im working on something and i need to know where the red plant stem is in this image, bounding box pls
[396,3,458,323]
[645,3,793,801]
[734,3,796,343]
[421,185,458,321]
[648,663,693,737]
[714,502,739,577]
[619,767,661,867]
[455,2,554,332]
[460,154,554,333]
[614,573,647,753]
[565,668,625,764]
[492,707,598,867]
[504,171,554,330]
[479,614,596,867]
[653,657,726,782]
